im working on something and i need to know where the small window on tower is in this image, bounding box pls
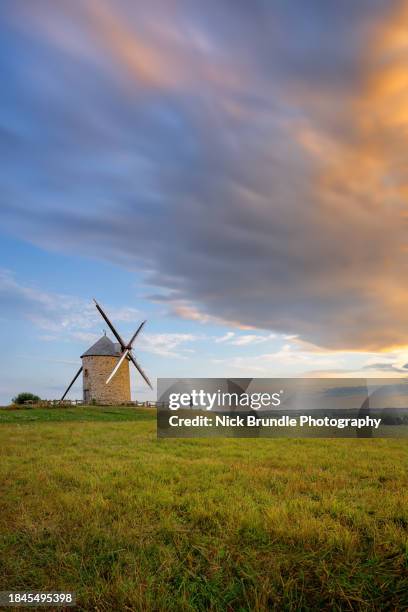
[84,369,88,377]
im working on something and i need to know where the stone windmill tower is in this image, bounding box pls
[61,299,152,404]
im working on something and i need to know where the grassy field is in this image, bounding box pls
[0,407,407,611]
[0,405,152,424]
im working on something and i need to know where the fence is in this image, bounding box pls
[21,399,162,408]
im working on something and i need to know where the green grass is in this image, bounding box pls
[0,407,407,611]
[0,405,153,424]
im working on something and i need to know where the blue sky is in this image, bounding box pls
[1,1,408,403]
[0,232,312,402]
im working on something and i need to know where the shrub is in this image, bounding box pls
[12,392,41,405]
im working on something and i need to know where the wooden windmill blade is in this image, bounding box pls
[99,309,152,390]
[106,348,130,384]
[60,299,152,405]
[93,299,126,349]
[61,366,83,401]
[127,320,146,348]
[128,352,153,390]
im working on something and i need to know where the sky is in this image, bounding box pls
[1,0,408,404]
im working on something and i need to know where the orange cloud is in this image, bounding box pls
[84,0,248,99]
[290,1,408,351]
[86,0,181,89]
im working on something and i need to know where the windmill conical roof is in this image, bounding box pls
[81,335,121,357]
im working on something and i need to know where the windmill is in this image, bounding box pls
[61,299,152,404]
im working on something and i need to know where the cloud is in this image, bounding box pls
[0,269,92,332]
[1,1,407,351]
[138,333,200,358]
[148,295,254,328]
[0,268,202,360]
[215,332,235,343]
[214,331,276,346]
[362,363,406,373]
[0,269,139,338]
[211,342,408,378]
[230,333,276,346]
[166,301,220,325]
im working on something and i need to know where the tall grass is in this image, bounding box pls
[0,409,407,610]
